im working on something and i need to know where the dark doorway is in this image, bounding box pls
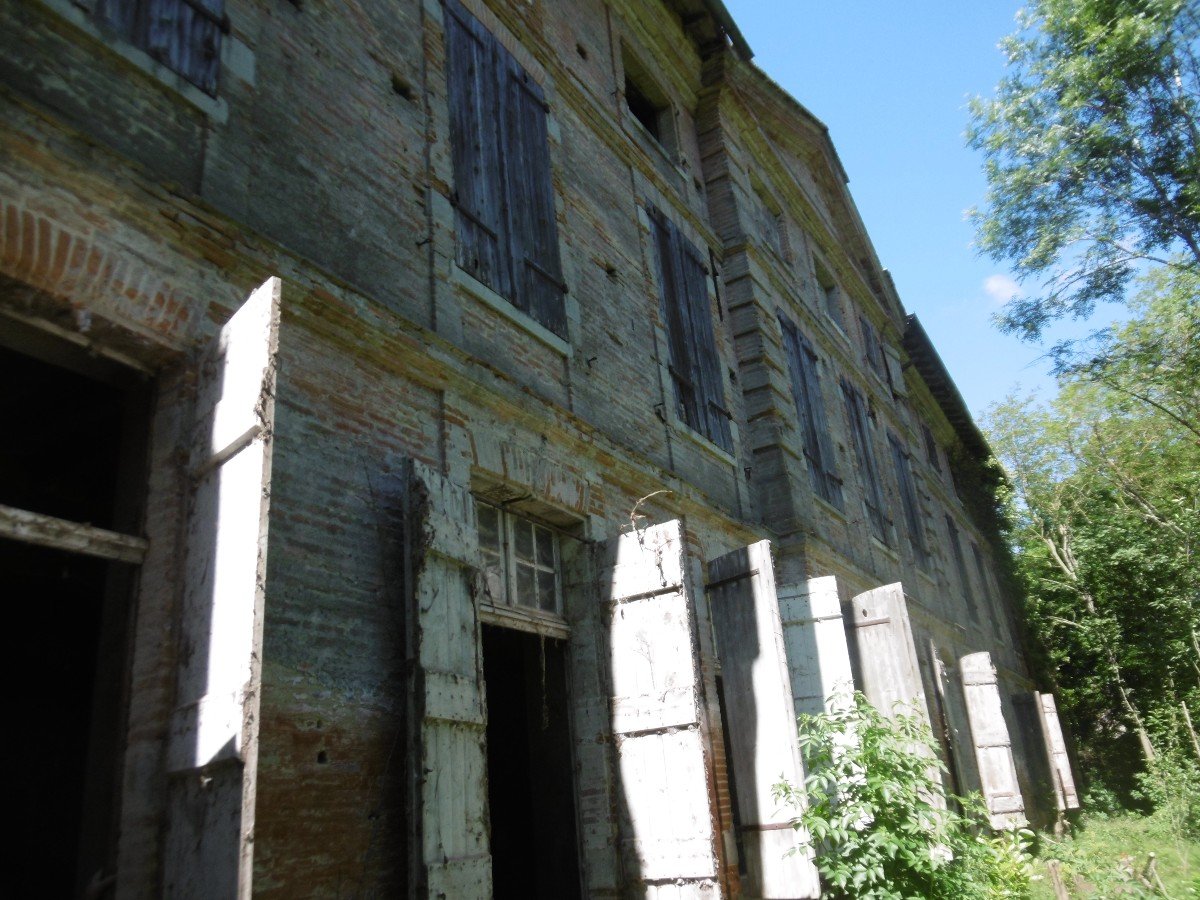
[482,626,581,900]
[0,339,148,897]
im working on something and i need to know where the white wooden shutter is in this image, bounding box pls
[708,542,821,899]
[778,576,854,718]
[604,521,719,893]
[405,462,490,898]
[1038,692,1081,811]
[927,645,982,797]
[960,652,1027,827]
[846,584,931,724]
[164,277,281,899]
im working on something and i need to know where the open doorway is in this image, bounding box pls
[0,335,148,896]
[482,625,581,900]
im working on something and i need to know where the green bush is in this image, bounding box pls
[775,692,1035,899]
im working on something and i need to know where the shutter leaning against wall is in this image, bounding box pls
[444,0,509,299]
[1038,693,1081,811]
[960,652,1027,828]
[778,576,855,718]
[500,56,567,336]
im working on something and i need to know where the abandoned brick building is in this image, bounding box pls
[0,0,1080,896]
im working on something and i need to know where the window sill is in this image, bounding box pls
[869,535,898,560]
[480,601,570,640]
[667,406,736,467]
[811,494,847,523]
[451,264,570,357]
[40,0,233,124]
[622,109,689,180]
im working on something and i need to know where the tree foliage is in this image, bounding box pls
[982,279,1200,791]
[969,0,1200,339]
[776,694,1035,900]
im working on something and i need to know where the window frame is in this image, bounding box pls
[476,500,564,617]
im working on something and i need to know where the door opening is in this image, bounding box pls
[482,625,581,900]
[0,338,148,897]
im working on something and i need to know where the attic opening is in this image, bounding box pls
[622,47,673,150]
[482,625,581,899]
[0,329,149,897]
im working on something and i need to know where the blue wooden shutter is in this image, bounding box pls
[98,0,225,94]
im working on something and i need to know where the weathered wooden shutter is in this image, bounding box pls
[945,516,980,624]
[858,315,884,379]
[650,209,732,452]
[404,462,490,898]
[1038,692,1081,811]
[98,0,225,94]
[845,584,931,726]
[888,433,930,569]
[927,644,982,797]
[778,576,854,718]
[444,0,508,299]
[841,380,888,543]
[604,521,719,894]
[501,57,567,336]
[164,277,281,898]
[959,652,1027,827]
[708,542,821,899]
[780,318,842,508]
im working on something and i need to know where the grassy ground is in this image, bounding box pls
[1030,811,1199,898]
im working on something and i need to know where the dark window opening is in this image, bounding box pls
[1,342,148,896]
[483,626,581,900]
[625,73,664,141]
[94,0,227,95]
[922,423,942,473]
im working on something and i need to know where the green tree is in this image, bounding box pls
[969,0,1200,339]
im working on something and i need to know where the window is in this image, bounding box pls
[921,423,942,473]
[444,0,566,336]
[815,259,843,329]
[841,379,889,544]
[888,432,931,569]
[477,502,562,614]
[751,180,787,261]
[945,514,980,623]
[858,315,886,380]
[780,316,842,508]
[649,206,733,452]
[90,0,227,95]
[622,47,674,150]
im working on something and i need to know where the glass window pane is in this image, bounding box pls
[514,519,534,562]
[537,569,558,612]
[536,526,554,568]
[515,563,536,608]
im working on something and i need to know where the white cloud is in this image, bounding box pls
[983,274,1021,306]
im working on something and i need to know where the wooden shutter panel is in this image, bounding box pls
[841,381,887,543]
[708,542,821,899]
[883,344,907,396]
[928,645,982,797]
[960,653,1027,827]
[164,277,281,897]
[846,584,932,725]
[650,210,700,431]
[404,462,490,897]
[444,0,509,299]
[1038,692,1081,810]
[144,0,225,94]
[501,58,567,336]
[803,347,842,508]
[781,320,841,508]
[679,239,732,451]
[779,576,854,717]
[604,521,719,892]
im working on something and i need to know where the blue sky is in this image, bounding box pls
[720,1,1095,418]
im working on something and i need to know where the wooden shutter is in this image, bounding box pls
[883,344,907,396]
[1038,692,1081,811]
[945,515,980,624]
[501,57,566,336]
[845,583,931,726]
[708,543,821,899]
[604,521,719,892]
[444,0,508,299]
[404,462,490,898]
[841,380,887,543]
[779,576,854,717]
[888,433,930,569]
[164,277,281,897]
[145,0,225,94]
[960,653,1027,827]
[781,319,842,508]
[927,644,982,798]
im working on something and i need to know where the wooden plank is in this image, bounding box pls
[1038,693,1081,811]
[0,503,147,564]
[846,583,931,725]
[959,652,1027,827]
[778,576,854,718]
[708,542,821,898]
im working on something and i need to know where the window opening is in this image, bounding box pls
[888,432,931,569]
[648,206,733,452]
[815,259,843,329]
[622,48,672,149]
[93,0,227,95]
[444,0,566,336]
[780,316,842,508]
[478,501,562,614]
[482,626,581,899]
[858,315,886,380]
[841,379,889,544]
[922,423,942,473]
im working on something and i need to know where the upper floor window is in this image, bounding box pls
[477,501,562,614]
[921,423,942,473]
[888,432,931,569]
[444,0,566,337]
[842,379,889,545]
[91,0,226,95]
[649,207,733,452]
[815,258,844,329]
[780,317,842,508]
[622,46,676,153]
[858,314,887,381]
